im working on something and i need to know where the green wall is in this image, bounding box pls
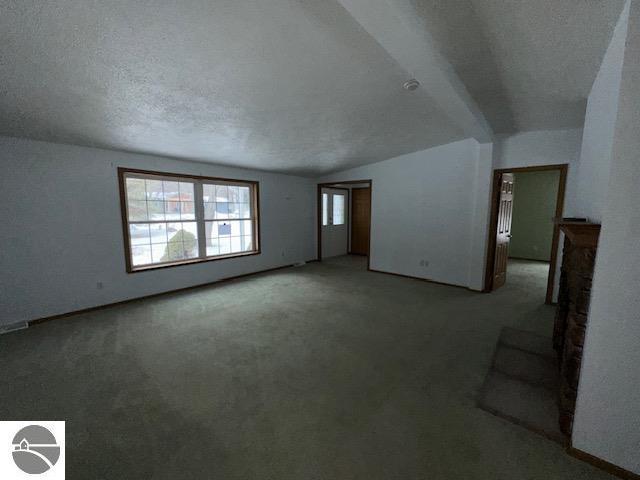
[509,170,560,262]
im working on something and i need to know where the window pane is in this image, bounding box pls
[204,202,216,220]
[167,201,182,221]
[182,222,198,242]
[158,223,199,262]
[145,179,164,200]
[218,237,231,255]
[229,221,244,237]
[206,243,219,257]
[149,223,168,244]
[167,223,182,242]
[147,200,166,221]
[322,193,328,226]
[128,200,148,222]
[179,182,195,202]
[131,245,152,266]
[230,236,242,252]
[126,178,147,200]
[205,221,216,239]
[203,184,216,202]
[228,203,240,219]
[167,223,183,242]
[163,181,180,200]
[151,243,169,263]
[215,202,229,219]
[242,235,253,251]
[203,220,254,257]
[238,203,251,219]
[333,194,345,225]
[239,186,251,203]
[177,223,200,258]
[205,221,218,256]
[228,186,240,202]
[215,185,229,202]
[129,224,150,246]
[180,201,195,220]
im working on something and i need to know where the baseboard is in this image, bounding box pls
[26,261,312,328]
[367,268,477,292]
[568,447,640,480]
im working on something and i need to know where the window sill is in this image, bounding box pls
[127,250,261,273]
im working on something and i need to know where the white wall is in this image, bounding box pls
[493,128,584,300]
[468,142,493,291]
[0,136,315,327]
[318,139,491,290]
[574,1,640,474]
[493,128,583,213]
[493,129,583,171]
[318,132,581,295]
[573,5,628,223]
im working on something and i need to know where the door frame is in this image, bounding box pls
[483,164,568,304]
[350,187,371,256]
[317,180,372,268]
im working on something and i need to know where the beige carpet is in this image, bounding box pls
[478,326,565,444]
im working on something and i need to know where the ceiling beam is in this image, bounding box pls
[336,0,494,143]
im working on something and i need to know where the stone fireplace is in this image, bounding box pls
[553,221,601,437]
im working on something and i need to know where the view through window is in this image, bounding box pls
[120,169,259,271]
[322,193,329,226]
[333,194,345,225]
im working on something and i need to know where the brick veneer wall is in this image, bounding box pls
[553,224,600,436]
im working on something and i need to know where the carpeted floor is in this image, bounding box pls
[478,326,563,444]
[0,257,614,479]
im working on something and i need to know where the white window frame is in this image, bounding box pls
[119,168,260,272]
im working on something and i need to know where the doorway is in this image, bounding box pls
[317,180,372,265]
[484,165,568,304]
[350,187,371,256]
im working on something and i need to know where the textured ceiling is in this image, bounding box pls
[411,0,626,133]
[0,0,464,176]
[0,0,625,174]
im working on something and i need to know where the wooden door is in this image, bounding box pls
[493,173,515,289]
[351,187,371,255]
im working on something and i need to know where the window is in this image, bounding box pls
[322,193,329,226]
[332,194,345,225]
[119,169,259,272]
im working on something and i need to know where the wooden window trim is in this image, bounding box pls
[118,167,261,273]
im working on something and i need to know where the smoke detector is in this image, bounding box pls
[403,79,420,91]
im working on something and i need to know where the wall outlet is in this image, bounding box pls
[96,282,104,290]
[419,260,429,267]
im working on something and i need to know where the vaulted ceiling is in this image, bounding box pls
[0,0,625,175]
[410,0,626,133]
